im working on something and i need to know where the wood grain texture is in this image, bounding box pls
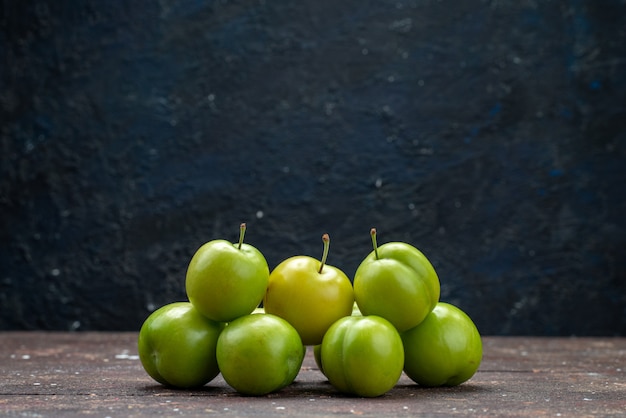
[1,332,625,416]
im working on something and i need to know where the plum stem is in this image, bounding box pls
[371,228,379,260]
[319,233,330,274]
[238,223,246,250]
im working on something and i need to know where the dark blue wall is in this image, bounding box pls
[1,1,625,335]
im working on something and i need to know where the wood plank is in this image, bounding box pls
[1,332,625,416]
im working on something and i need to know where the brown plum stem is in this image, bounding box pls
[238,223,246,250]
[371,228,379,260]
[319,233,330,274]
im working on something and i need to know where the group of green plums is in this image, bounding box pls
[137,224,482,397]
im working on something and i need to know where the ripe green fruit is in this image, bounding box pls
[264,234,354,345]
[402,302,483,387]
[216,313,305,396]
[353,228,440,332]
[137,302,224,388]
[186,223,269,322]
[320,315,404,397]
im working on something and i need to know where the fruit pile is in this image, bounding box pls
[137,224,482,397]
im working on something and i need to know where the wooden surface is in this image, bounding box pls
[1,332,624,417]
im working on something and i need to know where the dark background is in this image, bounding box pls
[1,0,624,335]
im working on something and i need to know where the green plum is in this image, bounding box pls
[137,302,224,388]
[353,228,440,332]
[263,234,354,346]
[320,315,404,397]
[216,313,305,396]
[186,223,269,322]
[402,302,483,387]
